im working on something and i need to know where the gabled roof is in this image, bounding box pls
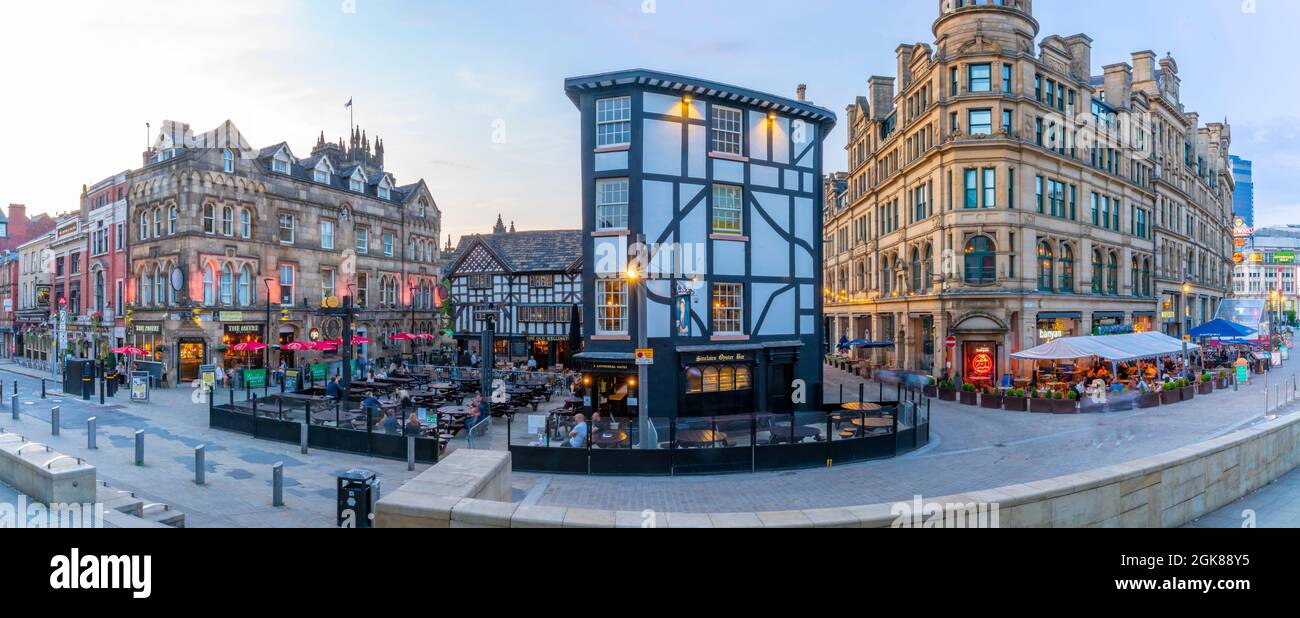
[447,229,583,275]
[564,68,837,130]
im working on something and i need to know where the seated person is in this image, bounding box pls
[569,413,589,448]
[361,391,382,416]
[405,413,422,434]
[377,410,399,434]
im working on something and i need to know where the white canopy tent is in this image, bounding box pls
[1013,332,1200,363]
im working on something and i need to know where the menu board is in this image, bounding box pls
[244,369,267,389]
[309,363,329,383]
[130,371,150,403]
[964,342,997,385]
[200,365,218,389]
[283,370,300,392]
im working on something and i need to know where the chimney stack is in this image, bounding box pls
[796,84,807,102]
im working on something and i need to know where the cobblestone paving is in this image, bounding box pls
[515,365,1300,514]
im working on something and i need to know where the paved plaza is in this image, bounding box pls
[4,359,1300,527]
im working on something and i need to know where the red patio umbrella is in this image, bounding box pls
[230,341,269,353]
[309,341,338,351]
[111,346,148,355]
[390,333,416,341]
[280,341,313,352]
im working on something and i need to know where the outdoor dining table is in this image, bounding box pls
[311,410,363,425]
[591,430,629,448]
[840,401,883,413]
[770,423,822,443]
[676,429,727,448]
[437,405,475,418]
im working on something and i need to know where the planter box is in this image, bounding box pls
[1053,399,1080,414]
[1160,389,1181,405]
[1004,397,1028,412]
[959,391,978,406]
[922,385,938,398]
[1137,392,1162,409]
[1217,378,1231,390]
[1030,398,1055,414]
[938,389,957,402]
[1181,386,1197,401]
[980,394,1004,410]
[1197,381,1214,395]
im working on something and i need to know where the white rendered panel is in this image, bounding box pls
[643,118,681,177]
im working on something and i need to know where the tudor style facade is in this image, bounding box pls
[566,69,835,418]
[445,220,582,369]
[125,121,441,383]
[822,0,1233,383]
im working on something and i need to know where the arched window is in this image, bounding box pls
[1091,250,1104,293]
[153,267,164,307]
[223,149,235,173]
[220,263,234,305]
[1037,241,1054,292]
[203,264,216,306]
[237,265,252,306]
[910,248,922,292]
[719,366,736,392]
[964,236,996,284]
[221,207,234,236]
[702,367,720,393]
[735,365,752,390]
[168,205,178,235]
[1059,243,1074,292]
[1131,257,1141,297]
[93,271,105,313]
[1142,258,1152,297]
[140,269,152,306]
[240,209,251,238]
[203,204,215,234]
[1107,252,1119,295]
[923,244,934,292]
[152,209,162,237]
[165,263,176,305]
[139,212,149,241]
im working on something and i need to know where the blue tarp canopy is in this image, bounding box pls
[1188,319,1257,339]
[845,340,895,349]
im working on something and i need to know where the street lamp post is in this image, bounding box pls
[263,278,274,376]
[627,247,654,450]
[409,284,417,365]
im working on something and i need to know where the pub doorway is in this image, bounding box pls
[177,339,206,383]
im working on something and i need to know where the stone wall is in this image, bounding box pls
[0,431,96,505]
[374,411,1300,528]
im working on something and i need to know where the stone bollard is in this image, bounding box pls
[195,445,206,486]
[272,463,284,507]
[10,395,17,421]
[300,423,309,455]
[135,430,145,466]
[50,406,59,437]
[407,435,416,472]
[87,417,97,450]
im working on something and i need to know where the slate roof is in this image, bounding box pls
[448,229,583,275]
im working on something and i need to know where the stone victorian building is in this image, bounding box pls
[126,121,441,384]
[823,0,1233,384]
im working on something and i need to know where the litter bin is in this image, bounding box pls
[63,359,96,400]
[337,469,378,528]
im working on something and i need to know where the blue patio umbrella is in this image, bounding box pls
[1188,319,1257,339]
[847,340,895,349]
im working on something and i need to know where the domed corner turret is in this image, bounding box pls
[934,0,1039,51]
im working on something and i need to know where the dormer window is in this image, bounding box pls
[378,185,391,200]
[223,149,235,173]
[350,177,364,192]
[314,168,331,183]
[272,158,290,174]
[313,158,333,184]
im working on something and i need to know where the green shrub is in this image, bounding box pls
[1200,374,1212,383]
[961,383,977,393]
[1163,382,1177,392]
[1067,390,1080,400]
[938,379,954,390]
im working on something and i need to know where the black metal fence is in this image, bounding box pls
[507,389,931,476]
[208,391,441,464]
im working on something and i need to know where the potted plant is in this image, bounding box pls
[922,377,939,398]
[1137,385,1161,409]
[937,379,958,402]
[1179,378,1197,401]
[1030,389,1054,414]
[980,386,1004,409]
[1198,373,1215,395]
[959,383,979,406]
[1055,389,1081,414]
[1004,388,1028,412]
[1216,368,1232,390]
[1160,381,1181,405]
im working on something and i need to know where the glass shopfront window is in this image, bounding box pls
[682,352,755,417]
[132,324,163,363]
[1036,317,1079,344]
[222,324,266,370]
[1132,314,1155,334]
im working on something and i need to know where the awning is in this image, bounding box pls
[1013,332,1200,362]
[1037,312,1082,320]
[1093,312,1126,319]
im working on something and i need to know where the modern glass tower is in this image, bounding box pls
[1231,155,1254,227]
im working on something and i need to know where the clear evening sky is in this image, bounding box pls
[0,0,1292,243]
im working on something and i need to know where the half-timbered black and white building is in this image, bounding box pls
[565,69,836,418]
[445,224,582,369]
